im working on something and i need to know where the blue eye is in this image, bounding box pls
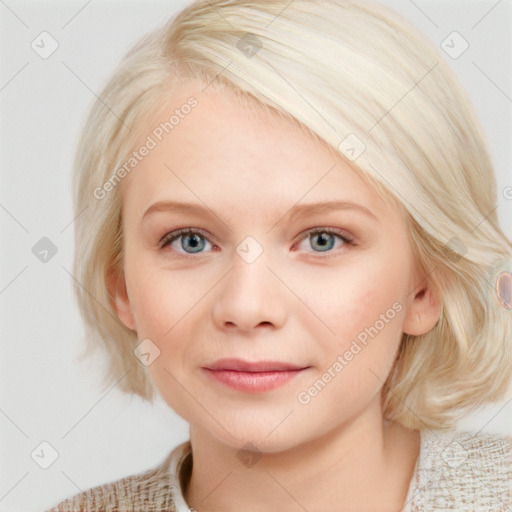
[312,231,335,251]
[298,228,351,253]
[159,229,213,254]
[159,227,353,258]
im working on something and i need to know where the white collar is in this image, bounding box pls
[167,441,194,512]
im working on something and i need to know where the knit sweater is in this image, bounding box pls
[45,429,512,511]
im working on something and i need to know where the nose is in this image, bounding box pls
[211,252,288,333]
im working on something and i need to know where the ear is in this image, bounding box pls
[107,266,137,332]
[402,280,441,336]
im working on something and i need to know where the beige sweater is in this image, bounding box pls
[46,429,512,511]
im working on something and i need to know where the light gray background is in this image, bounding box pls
[1,1,511,511]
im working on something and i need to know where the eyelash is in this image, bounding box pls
[158,227,355,259]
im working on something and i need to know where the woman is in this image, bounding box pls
[47,0,512,510]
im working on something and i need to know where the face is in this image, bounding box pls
[112,81,434,453]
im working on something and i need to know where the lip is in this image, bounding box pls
[203,358,309,393]
[205,358,306,372]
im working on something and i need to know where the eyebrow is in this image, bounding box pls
[141,199,377,224]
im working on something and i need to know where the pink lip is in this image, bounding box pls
[206,358,306,372]
[203,358,309,393]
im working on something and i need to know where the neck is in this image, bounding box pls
[184,399,420,512]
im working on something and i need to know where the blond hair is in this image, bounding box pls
[72,0,512,430]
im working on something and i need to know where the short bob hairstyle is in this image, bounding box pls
[72,0,512,431]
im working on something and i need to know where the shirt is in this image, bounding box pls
[46,428,512,511]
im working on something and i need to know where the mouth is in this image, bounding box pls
[205,358,307,372]
[202,358,310,393]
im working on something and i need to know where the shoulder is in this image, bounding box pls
[409,428,512,511]
[44,447,182,512]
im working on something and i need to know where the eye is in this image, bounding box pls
[159,226,354,258]
[296,228,353,254]
[159,228,215,255]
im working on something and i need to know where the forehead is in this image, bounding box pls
[119,80,395,225]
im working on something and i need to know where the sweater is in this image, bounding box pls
[45,429,512,511]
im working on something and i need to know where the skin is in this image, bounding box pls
[110,80,441,511]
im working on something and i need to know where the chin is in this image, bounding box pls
[201,412,315,454]
[224,430,301,454]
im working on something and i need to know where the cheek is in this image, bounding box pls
[125,260,216,391]
[300,257,407,351]
[294,273,405,423]
[128,277,172,339]
[127,267,201,417]
[126,257,209,340]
